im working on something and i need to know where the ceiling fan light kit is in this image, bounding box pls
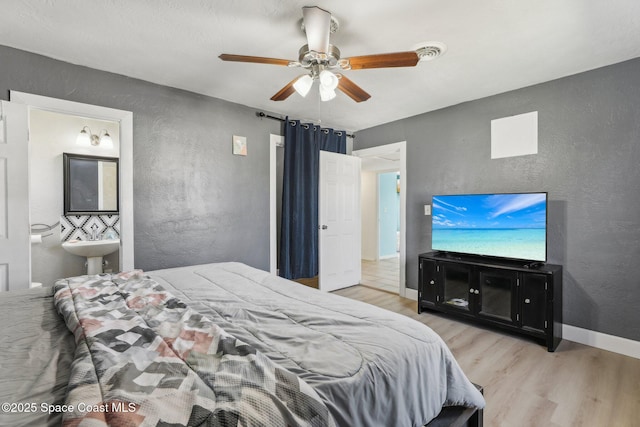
[319,69,339,90]
[293,74,313,97]
[319,84,337,102]
[219,6,442,103]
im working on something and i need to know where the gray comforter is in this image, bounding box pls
[148,262,485,426]
[0,262,484,426]
[0,287,75,427]
[53,271,335,426]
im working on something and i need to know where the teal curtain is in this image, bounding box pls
[279,119,347,279]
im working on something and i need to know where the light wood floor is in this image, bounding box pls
[361,257,399,293]
[333,285,640,427]
[294,257,400,291]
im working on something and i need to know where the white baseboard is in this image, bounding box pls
[401,289,639,359]
[404,288,418,300]
[563,324,640,359]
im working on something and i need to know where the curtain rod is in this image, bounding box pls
[256,112,355,139]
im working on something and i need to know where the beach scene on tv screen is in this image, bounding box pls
[432,193,547,261]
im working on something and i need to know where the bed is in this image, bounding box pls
[0,262,484,426]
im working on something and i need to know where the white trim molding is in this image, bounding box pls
[353,141,407,298]
[269,134,284,275]
[563,324,640,360]
[10,91,134,271]
[405,288,418,301]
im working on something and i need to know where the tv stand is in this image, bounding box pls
[418,252,562,351]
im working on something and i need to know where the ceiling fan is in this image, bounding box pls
[219,6,421,103]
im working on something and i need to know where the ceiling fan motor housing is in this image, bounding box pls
[298,44,341,68]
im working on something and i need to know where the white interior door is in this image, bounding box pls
[0,101,30,291]
[319,151,361,291]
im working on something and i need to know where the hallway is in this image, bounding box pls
[360,257,399,293]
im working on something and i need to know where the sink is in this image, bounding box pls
[62,239,120,257]
[62,239,120,274]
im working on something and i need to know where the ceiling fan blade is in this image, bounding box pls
[302,6,331,53]
[337,74,371,103]
[342,51,420,70]
[219,54,293,67]
[270,77,300,101]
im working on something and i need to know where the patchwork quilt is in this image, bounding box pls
[53,272,335,427]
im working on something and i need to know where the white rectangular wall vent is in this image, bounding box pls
[491,111,538,159]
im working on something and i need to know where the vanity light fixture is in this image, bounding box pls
[76,126,114,149]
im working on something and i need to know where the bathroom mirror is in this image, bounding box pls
[63,153,119,215]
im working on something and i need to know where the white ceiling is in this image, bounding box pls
[2,1,640,132]
[360,151,401,172]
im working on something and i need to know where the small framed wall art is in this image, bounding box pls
[232,135,247,156]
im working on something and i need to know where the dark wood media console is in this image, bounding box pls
[418,252,562,351]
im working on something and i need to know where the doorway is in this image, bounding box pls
[268,137,408,297]
[269,134,362,291]
[360,170,401,293]
[352,141,408,298]
[9,91,134,286]
[28,109,120,286]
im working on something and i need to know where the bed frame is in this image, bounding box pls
[426,384,483,427]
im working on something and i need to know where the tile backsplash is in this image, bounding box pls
[60,215,120,242]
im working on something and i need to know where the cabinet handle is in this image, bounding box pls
[524,298,531,304]
[475,289,480,295]
[430,280,435,285]
[470,288,475,293]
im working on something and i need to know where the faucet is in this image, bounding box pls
[90,224,99,241]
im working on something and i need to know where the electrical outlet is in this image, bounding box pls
[424,204,431,215]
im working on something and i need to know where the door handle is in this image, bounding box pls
[320,225,328,230]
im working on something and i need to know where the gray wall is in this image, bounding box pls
[0,45,281,272]
[355,57,640,341]
[4,44,639,341]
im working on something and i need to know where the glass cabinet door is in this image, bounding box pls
[441,263,472,312]
[478,268,517,324]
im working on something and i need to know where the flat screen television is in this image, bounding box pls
[431,192,547,262]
